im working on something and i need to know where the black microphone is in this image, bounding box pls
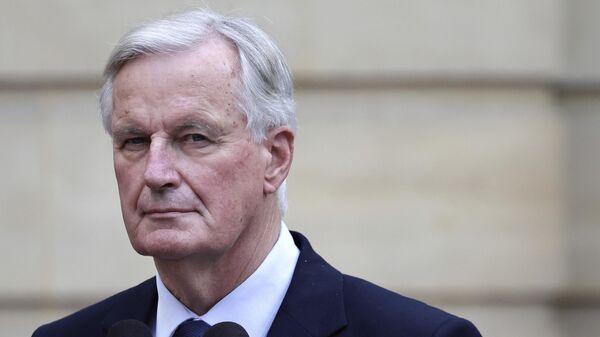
[107,320,152,337]
[204,321,249,337]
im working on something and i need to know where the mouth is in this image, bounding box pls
[143,209,196,218]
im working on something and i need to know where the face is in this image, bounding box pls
[111,37,273,260]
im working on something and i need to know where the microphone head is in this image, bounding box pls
[204,321,249,337]
[107,319,152,337]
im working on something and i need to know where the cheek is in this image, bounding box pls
[113,156,144,213]
[221,147,263,189]
[186,148,264,215]
[220,151,265,211]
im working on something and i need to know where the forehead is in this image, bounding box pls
[111,36,244,131]
[114,35,241,94]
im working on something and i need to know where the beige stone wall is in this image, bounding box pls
[1,1,598,336]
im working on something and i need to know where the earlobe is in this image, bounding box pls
[264,127,294,195]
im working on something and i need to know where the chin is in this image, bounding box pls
[130,229,220,261]
[129,229,184,256]
[140,246,194,261]
[134,241,198,261]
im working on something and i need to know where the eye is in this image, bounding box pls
[121,136,149,150]
[126,137,146,145]
[181,133,208,143]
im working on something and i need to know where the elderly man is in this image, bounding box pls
[33,9,481,337]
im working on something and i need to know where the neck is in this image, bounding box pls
[154,210,282,315]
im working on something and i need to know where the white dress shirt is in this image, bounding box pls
[153,222,300,337]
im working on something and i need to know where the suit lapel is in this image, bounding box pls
[100,277,158,334]
[268,232,347,337]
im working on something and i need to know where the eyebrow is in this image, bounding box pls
[112,126,147,139]
[171,116,220,135]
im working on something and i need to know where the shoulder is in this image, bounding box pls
[279,231,482,337]
[32,278,156,337]
[340,275,481,337]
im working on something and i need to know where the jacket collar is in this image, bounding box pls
[100,277,158,333]
[268,231,348,337]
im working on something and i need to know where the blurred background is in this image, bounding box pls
[1,1,599,336]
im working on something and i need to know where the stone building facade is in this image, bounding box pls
[1,1,599,336]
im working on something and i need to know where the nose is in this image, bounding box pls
[143,139,181,191]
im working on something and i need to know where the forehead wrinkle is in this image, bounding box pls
[168,79,239,114]
[111,114,143,132]
[165,93,237,129]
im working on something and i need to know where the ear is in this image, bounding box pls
[263,127,295,195]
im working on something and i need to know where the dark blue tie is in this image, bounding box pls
[172,319,211,337]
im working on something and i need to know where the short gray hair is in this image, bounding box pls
[99,9,296,213]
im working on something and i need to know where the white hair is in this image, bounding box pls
[99,9,296,214]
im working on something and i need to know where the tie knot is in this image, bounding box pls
[172,319,211,337]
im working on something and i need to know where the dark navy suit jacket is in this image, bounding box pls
[33,232,482,337]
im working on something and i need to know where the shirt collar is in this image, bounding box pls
[154,222,299,337]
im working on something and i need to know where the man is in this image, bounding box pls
[33,9,481,337]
